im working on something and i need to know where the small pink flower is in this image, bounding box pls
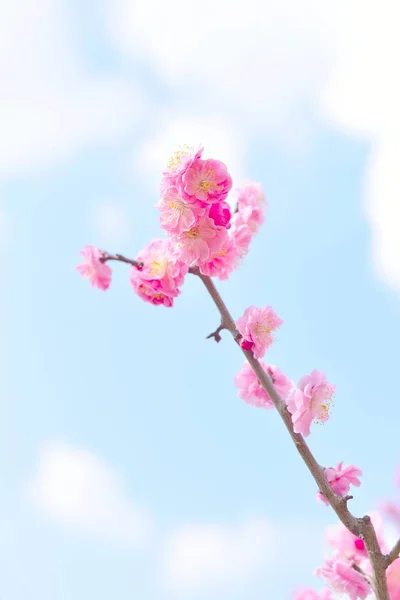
[236,305,283,359]
[315,555,370,600]
[234,360,292,409]
[327,514,386,562]
[286,370,335,437]
[317,462,362,505]
[294,588,332,600]
[326,523,367,563]
[199,240,240,280]
[76,245,112,290]
[158,186,206,235]
[387,558,400,600]
[229,221,253,256]
[162,144,203,178]
[182,158,232,203]
[235,181,265,231]
[208,201,231,228]
[130,239,188,307]
[175,215,227,266]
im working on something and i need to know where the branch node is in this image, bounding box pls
[206,324,225,343]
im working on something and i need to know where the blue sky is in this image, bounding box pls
[1,1,400,599]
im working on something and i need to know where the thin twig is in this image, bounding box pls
[100,251,143,269]
[206,323,229,343]
[384,538,400,568]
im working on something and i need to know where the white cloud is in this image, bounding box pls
[134,113,245,191]
[162,518,272,593]
[29,440,152,545]
[107,0,337,143]
[92,203,131,245]
[321,0,400,292]
[0,0,146,177]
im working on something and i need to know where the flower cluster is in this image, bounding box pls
[158,145,233,271]
[77,145,266,297]
[130,239,188,307]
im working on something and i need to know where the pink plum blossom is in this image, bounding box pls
[76,245,112,290]
[315,555,370,600]
[286,370,335,437]
[326,523,368,564]
[130,238,188,307]
[229,221,253,256]
[181,158,232,203]
[175,215,227,266]
[158,186,205,235]
[209,200,231,228]
[317,462,362,505]
[163,144,204,183]
[327,513,386,562]
[199,240,240,280]
[235,181,265,231]
[234,360,292,409]
[387,558,400,600]
[294,589,332,600]
[236,305,283,359]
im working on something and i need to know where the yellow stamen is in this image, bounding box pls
[185,227,199,239]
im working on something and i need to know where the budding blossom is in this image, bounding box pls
[234,360,291,409]
[236,305,283,359]
[130,239,188,307]
[317,462,362,506]
[293,588,332,600]
[286,370,335,437]
[315,555,370,600]
[76,245,112,290]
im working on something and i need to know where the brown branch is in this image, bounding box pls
[384,538,400,568]
[196,273,390,600]
[206,323,229,343]
[100,251,143,269]
[100,251,199,275]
